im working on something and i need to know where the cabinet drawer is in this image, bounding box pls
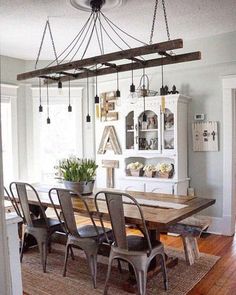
[117,180,145,192]
[145,182,174,194]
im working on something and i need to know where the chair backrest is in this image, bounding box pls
[95,191,152,252]
[49,188,100,237]
[9,182,48,227]
[4,186,22,217]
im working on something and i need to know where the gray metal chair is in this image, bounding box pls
[94,191,168,295]
[48,187,113,288]
[9,182,64,272]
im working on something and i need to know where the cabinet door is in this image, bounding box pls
[135,101,161,153]
[161,100,176,155]
[125,111,135,150]
[145,182,174,194]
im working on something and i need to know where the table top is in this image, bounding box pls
[21,186,215,229]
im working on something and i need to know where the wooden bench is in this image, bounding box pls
[167,216,211,265]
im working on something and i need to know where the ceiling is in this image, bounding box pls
[1,0,236,61]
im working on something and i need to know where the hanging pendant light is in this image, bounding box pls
[86,74,91,123]
[94,65,99,104]
[68,77,72,112]
[116,70,121,98]
[58,76,63,95]
[38,78,43,112]
[128,61,138,104]
[46,80,51,124]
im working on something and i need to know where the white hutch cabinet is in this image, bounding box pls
[95,94,190,195]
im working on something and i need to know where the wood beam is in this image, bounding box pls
[46,51,201,85]
[17,39,183,81]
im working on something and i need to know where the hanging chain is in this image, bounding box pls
[35,19,58,69]
[149,0,158,45]
[162,0,170,41]
[35,21,48,69]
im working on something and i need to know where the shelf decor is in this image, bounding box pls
[97,126,122,155]
[127,162,144,177]
[156,163,174,178]
[143,164,157,178]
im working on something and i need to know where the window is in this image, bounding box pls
[0,85,18,186]
[1,99,13,185]
[31,87,83,183]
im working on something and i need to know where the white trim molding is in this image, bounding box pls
[221,75,236,236]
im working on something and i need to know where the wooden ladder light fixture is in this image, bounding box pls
[17,0,201,86]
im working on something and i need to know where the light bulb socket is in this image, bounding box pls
[160,86,165,95]
[130,83,135,93]
[86,114,91,122]
[116,89,121,98]
[47,117,51,124]
[68,105,72,112]
[58,80,62,89]
[39,105,43,112]
[94,95,100,104]
[143,112,147,122]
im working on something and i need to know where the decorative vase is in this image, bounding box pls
[63,180,95,195]
[145,171,156,178]
[129,169,142,177]
[158,170,174,179]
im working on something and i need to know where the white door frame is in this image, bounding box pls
[222,75,236,236]
[0,82,13,293]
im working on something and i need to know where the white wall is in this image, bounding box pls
[2,30,236,230]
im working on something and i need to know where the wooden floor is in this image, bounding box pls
[23,214,236,295]
[160,232,236,295]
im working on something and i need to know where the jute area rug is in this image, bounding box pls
[22,243,219,295]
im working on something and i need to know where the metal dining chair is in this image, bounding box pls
[94,191,168,295]
[48,187,113,288]
[9,182,64,272]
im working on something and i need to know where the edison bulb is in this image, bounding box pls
[128,91,138,104]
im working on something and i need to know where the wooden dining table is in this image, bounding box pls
[31,186,216,228]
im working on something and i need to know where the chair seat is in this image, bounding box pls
[32,218,64,232]
[77,224,112,242]
[126,235,162,252]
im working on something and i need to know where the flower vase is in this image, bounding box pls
[145,171,156,178]
[130,169,141,177]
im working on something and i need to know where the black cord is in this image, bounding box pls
[46,12,93,67]
[94,15,103,55]
[81,13,99,60]
[70,13,95,62]
[87,73,89,114]
[101,12,147,46]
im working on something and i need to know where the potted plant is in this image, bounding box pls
[156,163,174,178]
[56,156,98,195]
[143,164,157,178]
[127,162,144,177]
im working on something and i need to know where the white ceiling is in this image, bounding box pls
[1,0,236,60]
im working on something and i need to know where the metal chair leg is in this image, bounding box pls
[20,233,26,263]
[104,256,114,295]
[70,245,75,260]
[117,259,123,273]
[160,253,168,290]
[133,266,147,295]
[86,253,97,289]
[63,244,70,277]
